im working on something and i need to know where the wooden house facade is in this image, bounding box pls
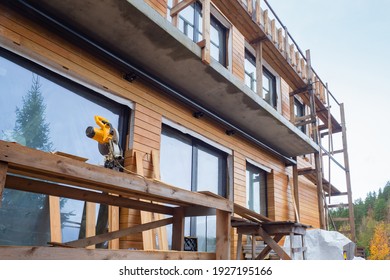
[0,0,354,260]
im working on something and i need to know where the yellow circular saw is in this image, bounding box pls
[86,115,123,169]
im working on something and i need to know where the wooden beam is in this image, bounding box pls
[0,246,216,260]
[292,165,300,222]
[63,217,173,248]
[236,233,243,260]
[255,0,261,25]
[255,41,263,97]
[85,202,96,249]
[256,227,291,260]
[255,233,284,260]
[0,161,7,207]
[171,0,179,27]
[171,207,185,251]
[0,141,232,212]
[49,196,62,243]
[5,174,174,215]
[234,203,272,222]
[202,0,211,64]
[170,0,195,17]
[216,209,230,260]
[108,201,120,249]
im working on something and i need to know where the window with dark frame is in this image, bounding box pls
[294,98,306,134]
[246,163,268,216]
[160,125,228,252]
[167,0,227,66]
[0,47,130,247]
[244,49,278,109]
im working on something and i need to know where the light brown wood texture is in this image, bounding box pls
[49,196,62,243]
[0,4,325,257]
[0,246,215,260]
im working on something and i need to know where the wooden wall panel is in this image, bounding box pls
[145,0,167,17]
[0,4,321,257]
[231,26,245,81]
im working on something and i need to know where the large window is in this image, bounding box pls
[160,125,227,252]
[167,0,227,66]
[246,163,268,216]
[244,50,278,109]
[0,48,130,246]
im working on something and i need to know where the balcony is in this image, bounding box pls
[11,0,322,159]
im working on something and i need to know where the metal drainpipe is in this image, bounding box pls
[13,0,297,166]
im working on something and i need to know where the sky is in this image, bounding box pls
[268,0,390,201]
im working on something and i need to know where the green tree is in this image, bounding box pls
[0,74,53,246]
[12,75,53,151]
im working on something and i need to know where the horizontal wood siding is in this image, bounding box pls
[145,0,167,17]
[0,3,321,258]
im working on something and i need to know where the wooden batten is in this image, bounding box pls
[201,0,211,64]
[85,202,96,249]
[49,196,62,243]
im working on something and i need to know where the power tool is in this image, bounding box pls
[86,115,123,170]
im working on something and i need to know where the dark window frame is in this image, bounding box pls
[167,1,228,66]
[294,97,306,134]
[0,47,131,247]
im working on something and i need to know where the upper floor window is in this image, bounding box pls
[294,98,306,133]
[246,162,268,216]
[160,124,227,252]
[0,48,130,247]
[244,49,278,109]
[167,0,227,66]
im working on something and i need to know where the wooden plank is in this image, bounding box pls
[5,174,174,215]
[85,202,96,249]
[108,202,120,249]
[236,233,243,260]
[49,196,62,243]
[0,246,215,260]
[255,41,263,97]
[216,209,230,260]
[171,0,179,27]
[0,161,7,207]
[256,227,291,260]
[255,233,284,260]
[0,141,232,212]
[234,203,272,222]
[171,207,185,251]
[135,150,155,250]
[63,217,173,248]
[202,0,211,64]
[170,0,195,17]
[255,0,261,24]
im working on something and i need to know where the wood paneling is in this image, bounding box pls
[0,3,321,257]
[145,0,167,17]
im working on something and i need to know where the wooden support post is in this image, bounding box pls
[135,151,155,250]
[248,0,253,16]
[277,28,283,52]
[216,209,230,260]
[86,202,96,249]
[263,9,269,34]
[49,196,62,243]
[202,0,211,64]
[271,19,276,43]
[292,162,300,222]
[284,27,290,63]
[0,161,7,207]
[255,0,261,25]
[340,103,356,242]
[171,0,179,27]
[307,49,326,229]
[251,234,256,260]
[236,233,243,260]
[172,207,185,251]
[255,41,263,98]
[108,199,120,249]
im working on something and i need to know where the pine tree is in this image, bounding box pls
[0,74,53,245]
[12,75,53,151]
